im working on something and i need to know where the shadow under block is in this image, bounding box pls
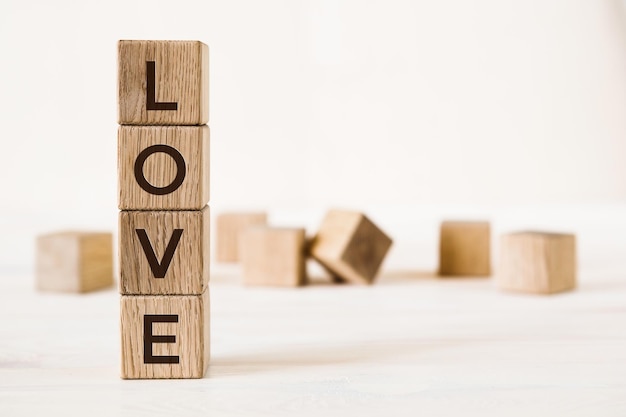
[118,40,209,125]
[240,226,306,287]
[118,125,210,210]
[216,212,268,263]
[36,231,113,293]
[438,221,491,277]
[119,206,209,295]
[310,210,392,285]
[498,231,577,294]
[121,291,209,379]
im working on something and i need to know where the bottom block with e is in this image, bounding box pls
[121,291,209,379]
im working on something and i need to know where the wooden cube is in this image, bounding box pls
[36,231,113,293]
[310,210,392,285]
[120,291,209,379]
[118,40,209,125]
[240,226,306,287]
[118,125,210,210]
[119,206,209,295]
[438,221,491,276]
[498,231,576,294]
[216,212,268,263]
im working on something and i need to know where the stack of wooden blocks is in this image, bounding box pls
[117,40,210,379]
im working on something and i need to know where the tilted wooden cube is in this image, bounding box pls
[118,40,209,125]
[215,212,268,263]
[438,221,491,277]
[240,226,306,287]
[118,126,209,210]
[36,231,113,293]
[119,206,209,295]
[310,210,392,285]
[120,291,209,379]
[498,231,576,294]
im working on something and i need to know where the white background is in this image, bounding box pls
[1,0,626,270]
[2,3,626,415]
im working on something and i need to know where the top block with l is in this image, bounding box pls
[118,40,209,125]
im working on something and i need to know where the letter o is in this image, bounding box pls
[134,145,186,195]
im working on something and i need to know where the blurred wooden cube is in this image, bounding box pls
[120,291,209,379]
[240,226,306,287]
[310,210,392,285]
[498,231,576,294]
[36,231,113,293]
[215,212,267,263]
[439,221,491,276]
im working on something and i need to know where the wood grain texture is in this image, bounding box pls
[240,226,306,287]
[438,221,491,277]
[216,212,268,263]
[310,210,392,285]
[120,291,209,379]
[118,40,209,125]
[119,206,209,295]
[36,231,113,293]
[118,125,210,210]
[498,231,577,294]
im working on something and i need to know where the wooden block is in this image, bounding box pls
[120,291,209,379]
[240,226,306,287]
[498,231,576,294]
[36,231,113,293]
[118,40,209,125]
[438,221,491,276]
[118,125,210,210]
[216,212,268,263]
[119,206,209,295]
[310,210,392,285]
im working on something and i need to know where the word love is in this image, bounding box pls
[118,40,210,379]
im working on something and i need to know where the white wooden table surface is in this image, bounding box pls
[1,257,625,417]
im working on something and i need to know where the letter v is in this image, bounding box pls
[135,229,184,278]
